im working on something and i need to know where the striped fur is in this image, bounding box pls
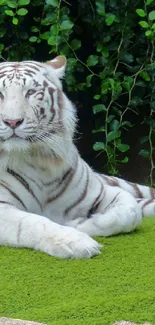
[0,56,154,259]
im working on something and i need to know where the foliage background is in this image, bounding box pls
[0,0,155,183]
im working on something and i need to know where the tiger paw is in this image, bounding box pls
[37,225,102,259]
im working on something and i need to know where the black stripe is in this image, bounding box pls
[127,181,143,198]
[0,69,15,74]
[24,64,40,71]
[142,198,154,208]
[103,192,120,213]
[0,200,14,206]
[101,175,119,186]
[64,165,89,215]
[45,159,79,205]
[42,168,72,187]
[24,68,36,75]
[0,183,27,210]
[22,61,43,69]
[23,173,43,191]
[7,168,42,211]
[87,180,104,218]
[45,168,75,204]
[24,72,35,77]
[150,187,155,199]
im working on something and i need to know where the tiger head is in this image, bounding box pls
[0,56,76,160]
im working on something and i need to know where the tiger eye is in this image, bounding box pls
[26,89,36,97]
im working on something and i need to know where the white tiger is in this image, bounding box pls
[0,55,154,259]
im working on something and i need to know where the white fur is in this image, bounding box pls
[0,57,153,259]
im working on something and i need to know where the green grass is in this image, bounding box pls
[1,218,155,325]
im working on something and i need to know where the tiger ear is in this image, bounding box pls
[45,56,67,79]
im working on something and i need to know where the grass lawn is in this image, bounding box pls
[1,217,155,325]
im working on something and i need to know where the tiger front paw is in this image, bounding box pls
[37,225,102,259]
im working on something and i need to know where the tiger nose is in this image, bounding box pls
[3,118,24,129]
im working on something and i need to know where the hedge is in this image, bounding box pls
[0,0,155,182]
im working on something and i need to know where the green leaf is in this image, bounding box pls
[107,115,114,123]
[41,17,53,26]
[71,39,81,50]
[140,136,149,144]
[29,36,37,42]
[139,149,150,158]
[40,32,50,40]
[152,23,155,29]
[66,58,77,70]
[107,130,121,142]
[48,35,56,45]
[31,26,39,32]
[130,96,143,107]
[93,104,106,114]
[0,43,4,51]
[139,20,149,28]
[93,142,105,151]
[149,10,155,20]
[119,157,129,163]
[87,55,98,67]
[117,143,129,152]
[86,74,93,87]
[94,95,100,100]
[146,0,153,4]
[110,119,120,131]
[19,0,30,5]
[50,24,58,35]
[5,9,14,16]
[101,47,109,58]
[92,127,105,134]
[45,0,58,6]
[136,9,146,17]
[60,20,73,30]
[121,121,133,128]
[140,71,150,81]
[120,52,134,63]
[123,76,133,91]
[145,63,155,71]
[76,83,85,90]
[136,80,146,87]
[105,13,115,25]
[96,1,105,16]
[6,0,17,8]
[0,30,5,38]
[97,43,103,52]
[123,82,130,91]
[145,30,152,36]
[17,8,28,15]
[109,0,117,7]
[12,17,18,24]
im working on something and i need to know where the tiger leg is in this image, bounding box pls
[0,204,101,258]
[136,198,155,217]
[74,186,142,237]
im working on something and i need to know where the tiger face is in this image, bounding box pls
[0,56,75,156]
